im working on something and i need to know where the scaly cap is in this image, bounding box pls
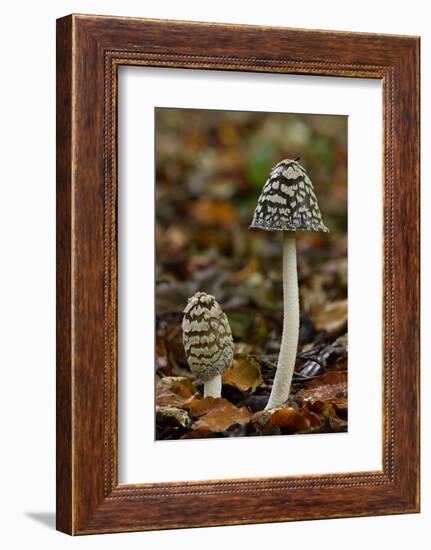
[182,292,234,382]
[250,159,329,233]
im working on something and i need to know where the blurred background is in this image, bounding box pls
[155,107,348,437]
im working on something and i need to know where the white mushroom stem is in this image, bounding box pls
[265,232,299,410]
[204,374,222,398]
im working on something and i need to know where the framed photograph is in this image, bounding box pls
[56,14,420,534]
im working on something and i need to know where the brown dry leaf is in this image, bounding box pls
[306,371,347,389]
[190,200,237,228]
[222,356,263,393]
[156,377,200,408]
[270,407,321,433]
[185,397,251,432]
[313,299,348,336]
[297,371,347,414]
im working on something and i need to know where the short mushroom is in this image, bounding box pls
[182,292,234,398]
[250,158,329,410]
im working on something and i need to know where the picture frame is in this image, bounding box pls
[56,14,420,535]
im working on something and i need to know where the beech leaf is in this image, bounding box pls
[222,355,263,393]
[156,377,200,408]
[297,371,347,414]
[185,397,251,432]
[313,299,348,336]
[270,407,321,432]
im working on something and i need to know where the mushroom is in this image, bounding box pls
[250,158,329,410]
[182,292,234,398]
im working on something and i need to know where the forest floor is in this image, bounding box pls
[155,108,348,440]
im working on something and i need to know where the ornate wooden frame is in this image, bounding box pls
[56,14,420,535]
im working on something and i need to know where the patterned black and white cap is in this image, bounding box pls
[182,292,234,382]
[250,159,329,233]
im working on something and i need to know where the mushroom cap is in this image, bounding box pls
[182,292,234,382]
[250,159,329,233]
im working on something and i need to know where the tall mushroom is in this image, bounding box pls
[250,158,329,410]
[182,292,234,398]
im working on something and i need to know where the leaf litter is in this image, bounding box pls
[154,109,348,440]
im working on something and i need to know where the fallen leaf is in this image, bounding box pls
[305,371,347,389]
[156,377,200,408]
[298,335,347,369]
[185,397,251,432]
[297,359,323,378]
[270,407,321,432]
[190,200,237,228]
[222,355,263,393]
[313,299,348,336]
[297,371,347,414]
